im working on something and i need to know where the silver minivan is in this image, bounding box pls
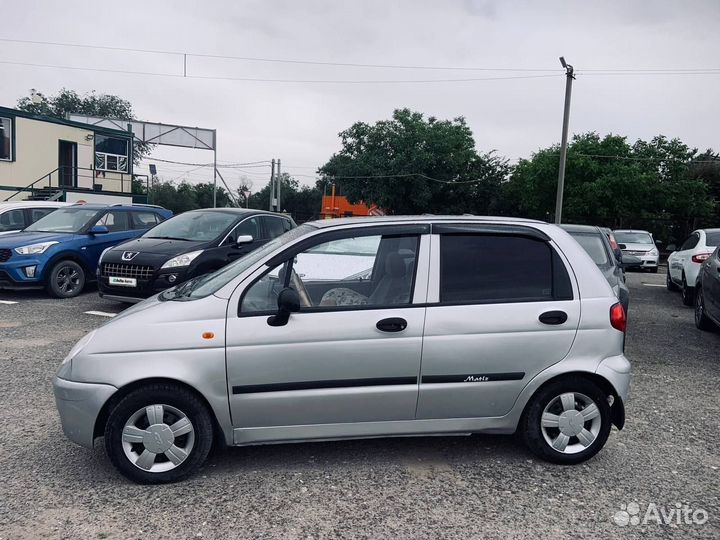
[53,216,631,483]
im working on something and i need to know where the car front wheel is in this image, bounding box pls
[666,270,679,291]
[46,260,85,298]
[104,384,214,484]
[520,377,612,464]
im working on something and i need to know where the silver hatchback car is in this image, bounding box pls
[53,216,631,483]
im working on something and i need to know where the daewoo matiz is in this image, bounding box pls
[53,216,631,483]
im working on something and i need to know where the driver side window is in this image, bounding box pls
[240,234,419,314]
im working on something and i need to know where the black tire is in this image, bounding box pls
[519,376,612,465]
[666,270,679,291]
[681,275,694,306]
[695,286,715,331]
[46,260,85,298]
[104,383,214,484]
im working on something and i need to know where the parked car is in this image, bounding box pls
[694,246,720,331]
[97,209,296,303]
[0,204,172,298]
[561,224,630,313]
[0,201,69,235]
[667,228,720,306]
[613,229,660,272]
[54,216,630,483]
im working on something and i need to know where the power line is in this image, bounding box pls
[0,60,563,84]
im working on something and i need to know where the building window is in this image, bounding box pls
[0,117,12,161]
[95,135,129,172]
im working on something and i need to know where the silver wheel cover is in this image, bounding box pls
[540,392,602,454]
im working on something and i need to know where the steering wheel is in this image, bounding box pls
[290,269,312,308]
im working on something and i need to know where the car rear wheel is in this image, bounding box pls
[695,287,715,331]
[46,260,85,298]
[104,384,213,484]
[520,377,612,464]
[666,270,679,291]
[681,275,694,306]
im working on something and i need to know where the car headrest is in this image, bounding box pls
[385,252,406,278]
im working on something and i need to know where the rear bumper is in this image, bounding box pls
[596,354,631,404]
[53,376,117,448]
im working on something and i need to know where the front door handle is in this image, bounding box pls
[538,311,568,325]
[376,317,407,332]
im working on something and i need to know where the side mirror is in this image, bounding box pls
[667,244,676,252]
[655,239,663,246]
[618,243,627,250]
[88,225,109,235]
[267,287,300,327]
[234,234,253,247]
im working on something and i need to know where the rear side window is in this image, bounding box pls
[439,234,572,303]
[0,209,25,232]
[131,211,160,229]
[263,216,286,239]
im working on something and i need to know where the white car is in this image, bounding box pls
[667,228,720,305]
[613,229,660,273]
[0,201,69,236]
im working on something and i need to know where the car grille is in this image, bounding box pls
[0,249,11,262]
[102,263,154,280]
[624,250,648,256]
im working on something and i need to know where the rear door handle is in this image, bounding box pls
[376,317,407,332]
[539,311,568,325]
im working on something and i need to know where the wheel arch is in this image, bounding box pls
[93,377,227,447]
[520,371,625,430]
[45,251,93,279]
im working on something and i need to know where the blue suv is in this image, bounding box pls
[0,204,172,298]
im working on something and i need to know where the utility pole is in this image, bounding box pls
[554,56,574,224]
[276,159,281,213]
[212,129,218,208]
[269,159,276,211]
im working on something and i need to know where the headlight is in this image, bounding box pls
[99,246,113,263]
[161,250,204,269]
[649,248,659,256]
[14,241,59,255]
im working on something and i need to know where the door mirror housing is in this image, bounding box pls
[88,225,109,235]
[667,244,676,252]
[617,243,626,250]
[234,234,253,247]
[267,287,301,327]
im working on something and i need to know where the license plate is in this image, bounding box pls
[109,276,137,287]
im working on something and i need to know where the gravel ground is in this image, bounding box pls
[0,270,718,540]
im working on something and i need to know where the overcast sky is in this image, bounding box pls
[2,0,719,192]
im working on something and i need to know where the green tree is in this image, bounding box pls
[147,180,232,214]
[247,173,322,222]
[319,108,509,215]
[16,88,153,164]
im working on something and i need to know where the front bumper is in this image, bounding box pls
[53,376,117,448]
[97,266,189,301]
[622,251,659,269]
[0,256,50,288]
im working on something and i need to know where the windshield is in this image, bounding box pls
[144,211,238,242]
[614,231,653,245]
[24,207,101,233]
[161,223,316,301]
[569,233,610,266]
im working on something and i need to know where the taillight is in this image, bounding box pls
[692,253,712,263]
[608,234,619,251]
[610,302,626,333]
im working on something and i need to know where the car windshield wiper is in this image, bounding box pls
[145,236,191,241]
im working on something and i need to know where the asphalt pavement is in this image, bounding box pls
[0,270,718,539]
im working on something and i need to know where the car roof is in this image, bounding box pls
[0,201,70,209]
[60,203,166,211]
[559,224,603,234]
[613,229,652,233]
[307,215,545,229]
[184,208,287,216]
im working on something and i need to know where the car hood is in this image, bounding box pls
[108,237,207,256]
[0,231,74,248]
[620,242,654,252]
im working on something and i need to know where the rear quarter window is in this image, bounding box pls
[705,231,720,247]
